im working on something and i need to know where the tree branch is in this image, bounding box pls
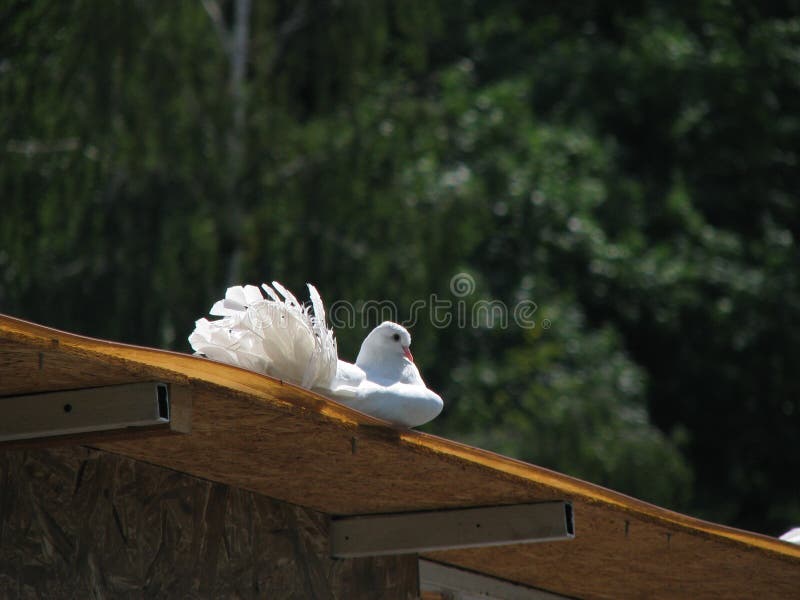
[201,0,231,54]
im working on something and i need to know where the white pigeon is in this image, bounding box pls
[325,321,444,428]
[189,282,443,428]
[779,528,800,544]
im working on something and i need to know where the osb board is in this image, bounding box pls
[2,314,800,599]
[0,446,418,599]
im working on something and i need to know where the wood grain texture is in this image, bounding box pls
[0,447,418,599]
[2,314,800,599]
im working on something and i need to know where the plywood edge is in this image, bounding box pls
[406,428,800,562]
[2,313,799,565]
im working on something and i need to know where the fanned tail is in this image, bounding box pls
[189,281,338,389]
[269,281,302,309]
[303,283,338,388]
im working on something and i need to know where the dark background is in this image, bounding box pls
[3,1,799,535]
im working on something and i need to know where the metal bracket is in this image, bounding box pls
[419,559,570,600]
[0,382,172,442]
[330,501,574,558]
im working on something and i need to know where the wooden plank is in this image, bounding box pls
[330,502,573,557]
[1,313,799,600]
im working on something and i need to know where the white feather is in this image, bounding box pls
[189,282,337,389]
[780,528,800,544]
[270,280,301,308]
[260,283,280,302]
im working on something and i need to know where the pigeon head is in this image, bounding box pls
[356,321,414,367]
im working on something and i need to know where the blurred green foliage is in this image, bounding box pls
[2,1,798,534]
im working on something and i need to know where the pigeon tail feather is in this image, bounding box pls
[189,282,338,389]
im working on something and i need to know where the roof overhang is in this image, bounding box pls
[1,314,798,598]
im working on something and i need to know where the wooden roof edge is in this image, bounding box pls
[0,313,387,427]
[2,313,799,563]
[408,431,800,561]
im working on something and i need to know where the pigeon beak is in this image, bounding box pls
[402,346,414,362]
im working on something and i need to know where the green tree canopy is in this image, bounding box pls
[2,0,798,534]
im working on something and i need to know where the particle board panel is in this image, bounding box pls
[2,314,799,599]
[0,447,418,598]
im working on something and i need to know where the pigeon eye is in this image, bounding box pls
[392,333,400,342]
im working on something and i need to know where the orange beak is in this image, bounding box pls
[402,346,414,362]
